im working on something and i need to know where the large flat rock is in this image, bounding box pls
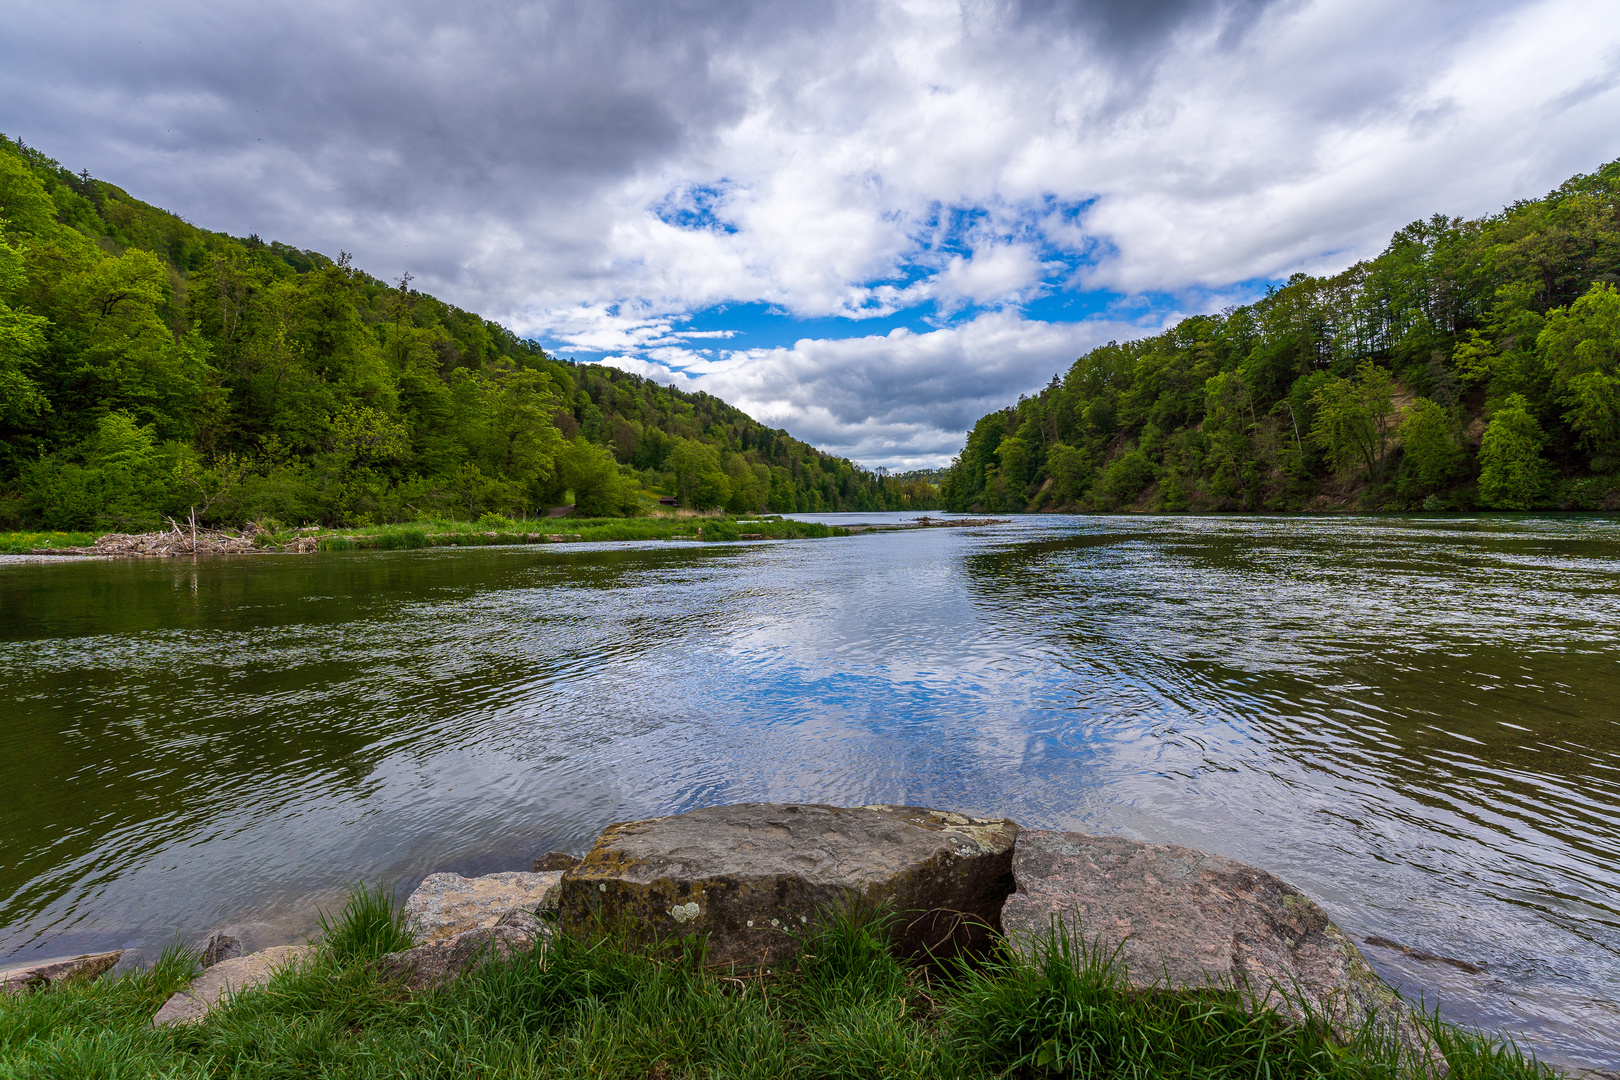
[0,950,122,995]
[555,802,1019,967]
[1002,830,1439,1066]
[151,944,312,1026]
[404,870,563,943]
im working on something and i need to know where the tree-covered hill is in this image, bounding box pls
[941,159,1620,514]
[0,135,936,532]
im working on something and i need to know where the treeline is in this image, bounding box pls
[0,135,936,532]
[941,159,1620,514]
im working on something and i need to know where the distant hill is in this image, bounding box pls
[0,135,936,531]
[941,159,1620,514]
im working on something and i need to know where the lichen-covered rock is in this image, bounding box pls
[373,909,545,993]
[0,950,122,995]
[404,870,563,942]
[555,802,1019,967]
[1002,830,1442,1070]
[151,944,311,1026]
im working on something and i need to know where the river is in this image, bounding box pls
[1,513,1616,1067]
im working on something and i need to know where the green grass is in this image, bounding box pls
[0,887,1560,1080]
[259,515,849,552]
[0,531,98,554]
[2,516,855,557]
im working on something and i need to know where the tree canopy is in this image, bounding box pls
[940,160,1620,513]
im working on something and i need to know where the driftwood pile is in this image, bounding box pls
[909,516,1007,528]
[42,522,265,558]
[841,516,1010,534]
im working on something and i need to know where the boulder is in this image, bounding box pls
[1001,831,1440,1067]
[0,950,122,995]
[555,803,1019,967]
[404,870,563,942]
[373,908,546,993]
[151,944,311,1026]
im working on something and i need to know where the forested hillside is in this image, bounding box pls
[0,136,935,532]
[941,159,1620,514]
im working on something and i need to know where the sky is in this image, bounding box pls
[3,0,1617,469]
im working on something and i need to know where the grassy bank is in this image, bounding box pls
[0,889,1555,1080]
[0,531,98,555]
[285,514,850,552]
[0,515,852,556]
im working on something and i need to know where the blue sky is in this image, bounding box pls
[4,0,1615,467]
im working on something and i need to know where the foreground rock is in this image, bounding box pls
[555,803,1019,967]
[1001,831,1440,1068]
[0,950,122,994]
[151,944,311,1026]
[374,909,546,993]
[404,870,563,943]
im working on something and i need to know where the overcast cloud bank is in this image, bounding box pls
[3,0,1616,466]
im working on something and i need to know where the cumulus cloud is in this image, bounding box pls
[603,306,1193,466]
[2,0,1616,466]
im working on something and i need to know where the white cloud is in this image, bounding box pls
[3,0,1616,466]
[597,308,1178,468]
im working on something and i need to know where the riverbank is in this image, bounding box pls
[0,883,1561,1080]
[0,514,1011,558]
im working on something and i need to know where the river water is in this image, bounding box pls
[1,514,1616,1067]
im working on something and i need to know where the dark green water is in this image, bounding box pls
[1,514,1617,1067]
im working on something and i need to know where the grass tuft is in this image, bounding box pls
[315,880,416,965]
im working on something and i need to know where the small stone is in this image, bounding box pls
[404,870,564,943]
[535,851,583,872]
[0,950,123,995]
[373,910,545,994]
[200,934,241,968]
[151,945,311,1026]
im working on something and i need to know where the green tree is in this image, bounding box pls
[1396,397,1463,496]
[1538,283,1620,455]
[668,437,730,510]
[0,231,48,428]
[1046,443,1090,502]
[1309,361,1397,482]
[559,437,639,516]
[24,411,173,530]
[1478,394,1548,510]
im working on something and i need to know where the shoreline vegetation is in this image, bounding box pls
[0,882,1561,1080]
[0,134,939,540]
[0,514,1011,557]
[940,158,1620,516]
[3,880,1568,1080]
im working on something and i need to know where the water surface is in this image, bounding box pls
[1,514,1616,1067]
